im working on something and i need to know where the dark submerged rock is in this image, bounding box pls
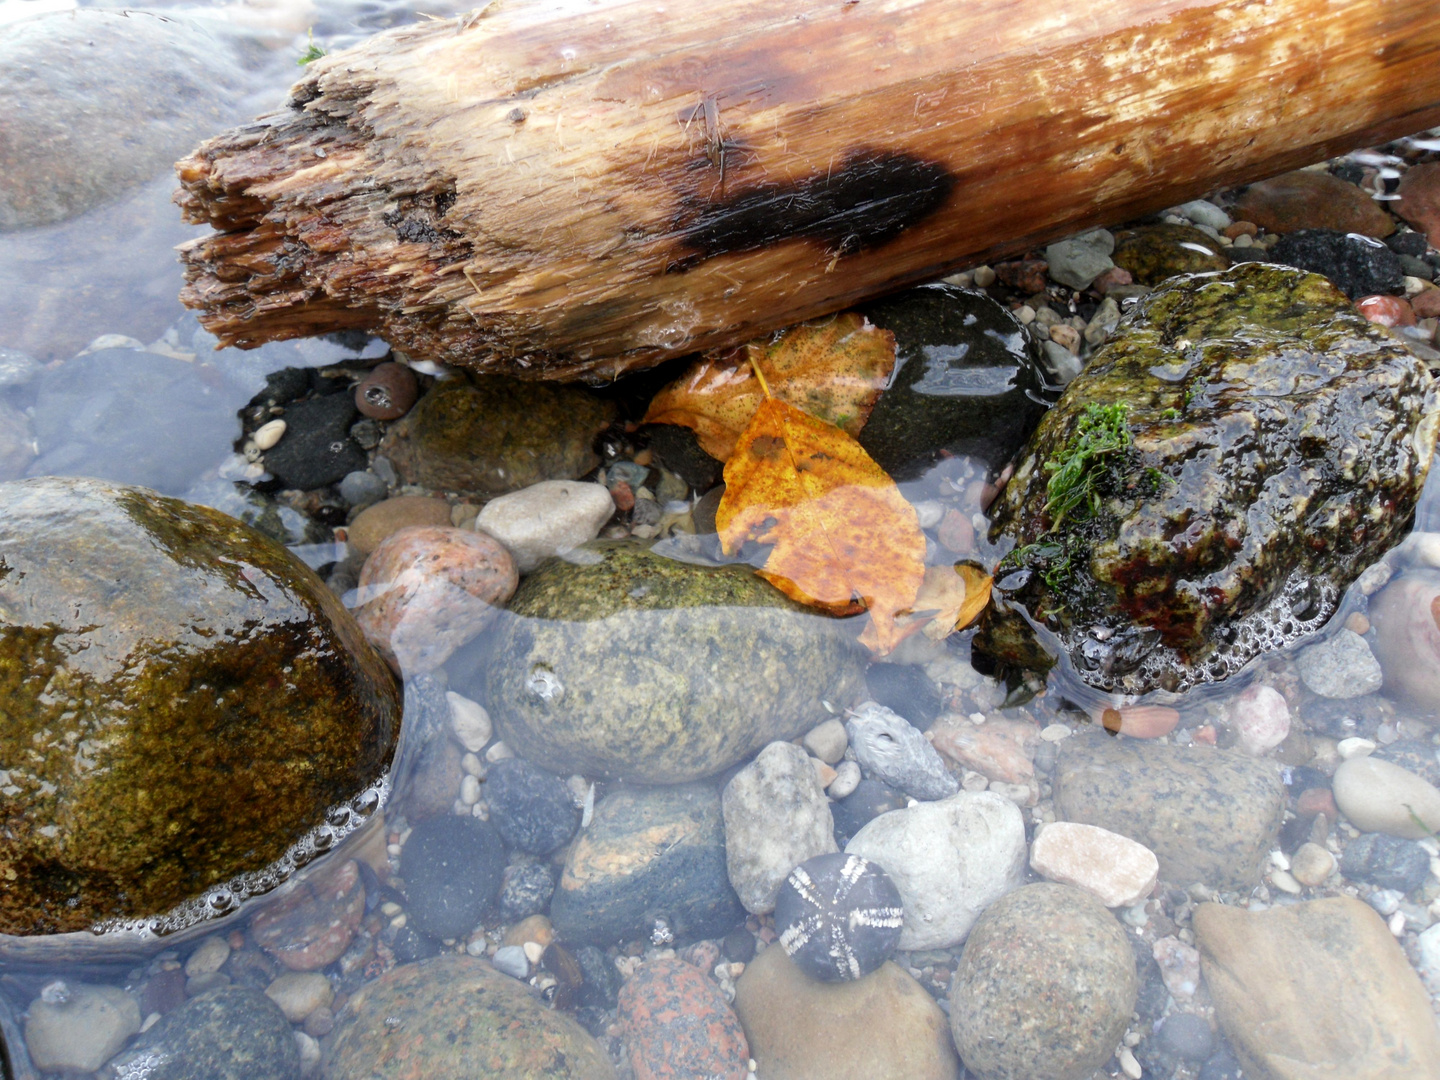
[485,758,580,855]
[262,390,367,491]
[983,263,1439,695]
[857,283,1047,480]
[1111,223,1231,284]
[399,815,505,940]
[1269,228,1405,298]
[773,853,904,982]
[107,985,300,1080]
[481,541,866,783]
[1339,833,1431,893]
[0,477,399,936]
[550,784,745,946]
[831,779,908,847]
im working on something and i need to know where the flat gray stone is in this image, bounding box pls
[1296,628,1383,698]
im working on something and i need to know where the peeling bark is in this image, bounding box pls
[175,0,1440,381]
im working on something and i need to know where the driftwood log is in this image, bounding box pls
[176,0,1440,381]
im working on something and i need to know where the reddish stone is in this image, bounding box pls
[1223,220,1259,239]
[1296,787,1338,820]
[1355,295,1416,328]
[931,715,1039,783]
[1091,267,1134,294]
[1095,705,1180,739]
[1193,725,1218,745]
[609,480,635,512]
[937,509,974,554]
[1230,170,1395,236]
[994,258,1049,294]
[139,967,187,1016]
[355,525,517,674]
[680,939,723,974]
[619,958,748,1080]
[1413,288,1440,320]
[250,859,366,971]
[1396,162,1440,247]
[354,362,419,420]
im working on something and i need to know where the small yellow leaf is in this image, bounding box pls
[717,397,925,654]
[642,313,896,462]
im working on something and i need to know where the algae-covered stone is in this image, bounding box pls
[0,477,399,935]
[380,375,614,496]
[1111,223,1231,285]
[984,263,1439,695]
[481,542,865,782]
[326,954,615,1079]
[857,283,1047,480]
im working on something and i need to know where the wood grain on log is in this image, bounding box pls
[175,0,1440,381]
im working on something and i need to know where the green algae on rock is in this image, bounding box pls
[0,477,400,936]
[326,954,615,1080]
[984,263,1439,695]
[481,542,866,783]
[1110,223,1231,285]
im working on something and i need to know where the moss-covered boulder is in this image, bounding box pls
[480,542,866,782]
[0,477,400,935]
[326,955,615,1080]
[983,263,1439,695]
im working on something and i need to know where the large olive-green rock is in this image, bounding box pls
[326,955,615,1079]
[482,542,866,783]
[0,477,399,935]
[984,263,1439,694]
[380,374,615,496]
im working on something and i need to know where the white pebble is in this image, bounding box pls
[184,936,231,978]
[1336,737,1376,760]
[1357,561,1394,595]
[972,265,997,287]
[461,752,484,777]
[1268,868,1302,895]
[446,691,492,753]
[485,740,514,763]
[1389,910,1407,936]
[1118,1046,1143,1079]
[1404,276,1430,298]
[295,1031,321,1077]
[1039,724,1072,742]
[1269,849,1291,871]
[522,941,545,965]
[828,760,862,799]
[460,774,481,805]
[1405,531,1440,569]
[1016,304,1037,325]
[912,499,946,530]
[253,419,287,451]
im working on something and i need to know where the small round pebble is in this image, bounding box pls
[338,469,388,509]
[400,815,506,940]
[491,944,530,980]
[774,853,904,982]
[485,757,581,855]
[354,361,419,420]
[1159,1013,1216,1062]
[1288,842,1336,887]
[446,690,492,752]
[828,760,862,800]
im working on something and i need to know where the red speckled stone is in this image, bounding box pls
[354,362,419,420]
[1355,294,1416,327]
[250,859,365,971]
[619,958,748,1080]
[994,257,1049,294]
[1230,170,1395,237]
[355,525,517,674]
[1413,288,1440,320]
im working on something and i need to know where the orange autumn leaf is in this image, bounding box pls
[861,562,994,651]
[716,396,925,655]
[642,312,896,462]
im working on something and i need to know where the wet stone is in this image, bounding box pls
[949,884,1138,1080]
[348,495,453,555]
[1159,1013,1217,1062]
[475,479,616,573]
[1110,223,1231,284]
[1338,833,1431,893]
[0,477,399,935]
[773,853,904,982]
[984,263,1439,695]
[1269,228,1405,298]
[831,778,908,847]
[338,469,388,509]
[107,985,301,1080]
[484,758,580,855]
[264,390,367,490]
[400,815,506,940]
[1368,569,1440,712]
[1229,170,1397,237]
[326,954,615,1079]
[380,374,614,496]
[1195,896,1440,1080]
[844,701,958,801]
[550,783,745,946]
[1045,229,1117,290]
[856,283,1047,480]
[499,862,558,922]
[619,958,749,1080]
[863,662,943,728]
[24,982,142,1074]
[734,946,961,1080]
[353,361,418,420]
[482,541,865,783]
[1053,734,1285,890]
[1331,755,1440,838]
[1295,629,1383,698]
[1396,162,1440,247]
[250,860,366,972]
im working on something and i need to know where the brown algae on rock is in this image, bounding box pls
[0,477,400,936]
[985,262,1440,695]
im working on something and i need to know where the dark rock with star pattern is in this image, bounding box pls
[774,852,904,983]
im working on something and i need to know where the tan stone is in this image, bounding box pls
[502,914,554,949]
[733,945,960,1080]
[1195,896,1440,1080]
[348,495,452,554]
[930,715,1038,783]
[1030,822,1158,907]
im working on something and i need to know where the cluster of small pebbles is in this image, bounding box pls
[7,47,1440,1078]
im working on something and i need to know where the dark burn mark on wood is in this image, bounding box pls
[670,148,955,271]
[383,187,462,245]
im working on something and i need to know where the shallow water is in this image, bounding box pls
[4,0,1440,1077]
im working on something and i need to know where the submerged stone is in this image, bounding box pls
[983,263,1439,695]
[481,542,866,782]
[1111,223,1231,284]
[857,283,1047,480]
[0,477,399,936]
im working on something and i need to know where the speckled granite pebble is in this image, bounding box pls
[107,985,299,1080]
[619,958,748,1080]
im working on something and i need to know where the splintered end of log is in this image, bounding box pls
[173,0,1440,381]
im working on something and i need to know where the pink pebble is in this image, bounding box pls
[355,526,517,675]
[1355,294,1416,327]
[1226,684,1291,756]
